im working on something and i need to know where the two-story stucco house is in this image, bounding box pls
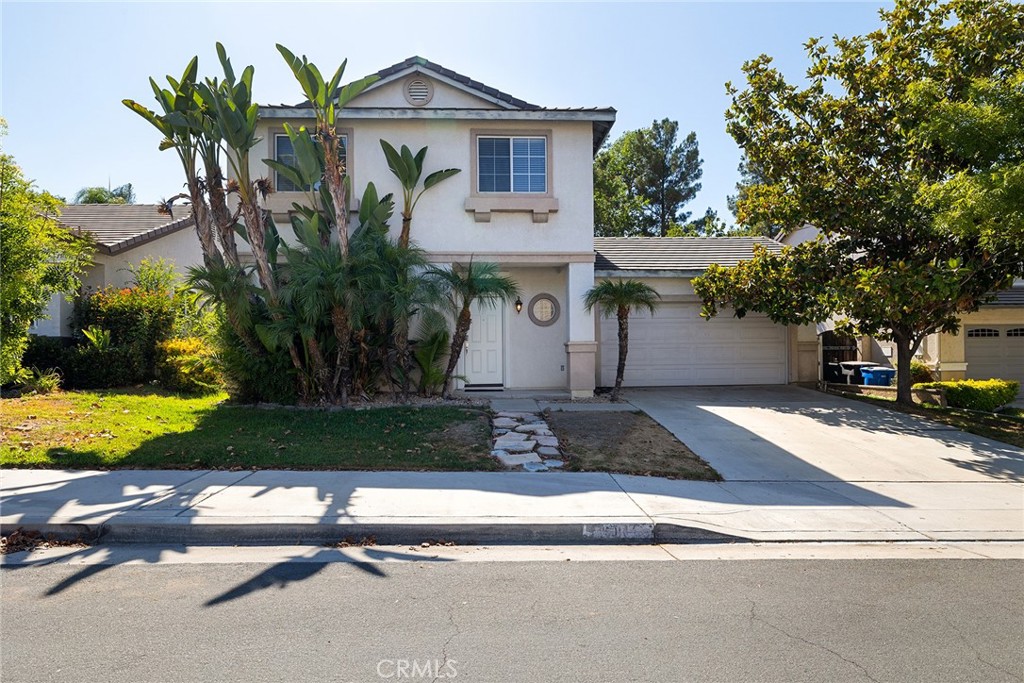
[255,56,616,397]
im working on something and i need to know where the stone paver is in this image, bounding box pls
[487,402,564,471]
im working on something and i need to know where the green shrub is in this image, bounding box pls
[909,360,933,384]
[71,286,174,379]
[156,337,221,394]
[215,320,297,404]
[913,379,1021,412]
[21,335,75,374]
[18,366,62,394]
[61,345,143,389]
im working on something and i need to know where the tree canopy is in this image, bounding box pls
[593,118,703,237]
[73,183,136,205]
[693,0,1024,404]
[1,130,93,382]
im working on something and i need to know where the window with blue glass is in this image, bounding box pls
[477,136,546,193]
[275,133,347,192]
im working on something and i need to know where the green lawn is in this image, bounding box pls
[0,388,497,470]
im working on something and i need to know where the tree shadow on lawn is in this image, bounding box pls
[3,393,924,603]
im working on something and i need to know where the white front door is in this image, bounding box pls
[463,298,504,387]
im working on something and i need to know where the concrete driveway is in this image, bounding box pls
[625,385,1024,483]
[621,386,1024,540]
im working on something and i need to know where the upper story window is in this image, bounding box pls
[477,136,547,193]
[274,133,348,192]
[465,129,558,223]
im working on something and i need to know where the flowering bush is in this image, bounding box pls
[71,286,175,381]
[156,337,221,394]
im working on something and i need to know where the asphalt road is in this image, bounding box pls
[2,554,1022,683]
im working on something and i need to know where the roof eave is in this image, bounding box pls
[594,268,707,278]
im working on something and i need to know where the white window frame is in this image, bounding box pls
[476,135,547,194]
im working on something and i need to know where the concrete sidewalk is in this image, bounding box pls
[2,468,1021,545]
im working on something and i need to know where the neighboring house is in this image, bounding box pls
[253,56,616,397]
[593,237,819,387]
[31,204,202,337]
[779,226,1024,387]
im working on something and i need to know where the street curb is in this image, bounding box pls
[2,521,747,546]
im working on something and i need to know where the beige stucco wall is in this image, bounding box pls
[93,228,205,290]
[501,267,570,390]
[253,117,596,257]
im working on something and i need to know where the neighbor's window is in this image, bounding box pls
[275,133,348,192]
[477,136,546,193]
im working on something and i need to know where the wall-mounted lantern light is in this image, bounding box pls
[514,296,523,314]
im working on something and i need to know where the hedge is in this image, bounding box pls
[913,379,1020,412]
[155,337,221,394]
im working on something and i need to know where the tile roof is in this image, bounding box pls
[594,237,784,273]
[985,286,1024,307]
[372,55,540,110]
[55,204,193,255]
[265,56,616,153]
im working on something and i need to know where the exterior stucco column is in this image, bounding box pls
[565,261,597,398]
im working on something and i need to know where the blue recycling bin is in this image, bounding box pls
[861,367,896,386]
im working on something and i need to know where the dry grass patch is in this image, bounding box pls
[546,410,720,480]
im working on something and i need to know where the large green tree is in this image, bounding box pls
[1,134,92,382]
[726,156,779,237]
[594,119,702,236]
[694,0,1024,405]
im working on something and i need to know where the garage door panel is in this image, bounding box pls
[966,325,1024,385]
[599,304,787,387]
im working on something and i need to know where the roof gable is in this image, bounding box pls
[55,204,193,255]
[351,56,537,110]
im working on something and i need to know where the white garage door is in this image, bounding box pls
[966,325,1024,386]
[599,303,787,387]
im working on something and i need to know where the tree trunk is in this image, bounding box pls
[186,184,223,269]
[612,308,629,402]
[442,306,472,399]
[320,127,349,257]
[330,305,351,406]
[398,213,412,250]
[893,332,917,406]
[205,165,240,268]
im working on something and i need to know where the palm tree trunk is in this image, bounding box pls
[612,308,629,402]
[398,214,412,250]
[330,305,351,406]
[186,184,223,269]
[205,165,240,268]
[442,306,472,399]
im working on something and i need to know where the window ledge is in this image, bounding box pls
[464,196,559,224]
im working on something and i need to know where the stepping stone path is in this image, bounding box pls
[490,411,564,472]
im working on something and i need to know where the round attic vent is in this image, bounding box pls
[404,77,433,106]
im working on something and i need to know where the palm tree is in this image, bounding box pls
[73,183,135,205]
[584,279,661,401]
[380,141,460,248]
[430,260,519,399]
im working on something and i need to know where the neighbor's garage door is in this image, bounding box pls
[599,303,787,387]
[965,325,1024,386]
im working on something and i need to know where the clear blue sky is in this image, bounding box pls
[1,1,891,226]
